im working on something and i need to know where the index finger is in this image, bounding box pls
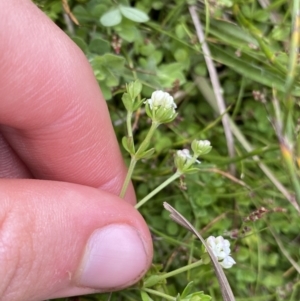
[0,0,134,201]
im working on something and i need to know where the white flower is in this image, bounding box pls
[206,236,236,269]
[144,90,178,123]
[220,255,236,269]
[177,149,192,160]
[197,140,211,148]
[178,149,200,164]
[146,90,177,112]
[174,148,201,174]
[191,139,212,156]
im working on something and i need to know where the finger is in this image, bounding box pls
[0,133,32,178]
[0,0,133,200]
[0,179,153,301]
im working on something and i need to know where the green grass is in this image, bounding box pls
[39,0,300,300]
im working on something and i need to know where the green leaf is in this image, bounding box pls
[271,25,290,41]
[93,68,106,81]
[127,80,143,99]
[91,54,125,99]
[71,37,88,53]
[136,148,155,160]
[121,93,133,112]
[105,73,119,87]
[140,291,154,301]
[174,48,189,62]
[122,136,135,154]
[103,53,125,69]
[143,274,166,288]
[89,4,108,18]
[91,53,125,77]
[98,81,112,100]
[175,24,186,39]
[100,8,122,27]
[253,9,269,22]
[182,292,212,301]
[72,5,91,23]
[119,5,149,23]
[181,281,194,298]
[88,38,110,55]
[115,23,140,42]
[139,42,156,56]
[157,63,186,86]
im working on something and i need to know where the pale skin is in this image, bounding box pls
[0,1,153,300]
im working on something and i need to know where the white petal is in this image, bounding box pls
[215,236,225,245]
[220,256,236,269]
[206,236,216,246]
[146,98,154,109]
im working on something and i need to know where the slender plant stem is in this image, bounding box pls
[135,121,159,157]
[120,121,160,199]
[158,259,204,281]
[142,288,176,301]
[126,111,133,138]
[135,172,181,209]
[119,158,137,198]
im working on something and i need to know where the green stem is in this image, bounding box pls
[120,121,159,199]
[135,121,159,157]
[135,172,181,209]
[159,259,204,280]
[119,157,137,198]
[126,111,133,138]
[143,259,204,288]
[142,288,176,301]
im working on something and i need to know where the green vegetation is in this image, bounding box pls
[37,0,300,300]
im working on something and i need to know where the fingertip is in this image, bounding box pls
[0,179,152,301]
[77,224,149,289]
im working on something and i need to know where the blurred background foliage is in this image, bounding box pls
[35,0,300,300]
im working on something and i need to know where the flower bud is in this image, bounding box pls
[122,80,144,112]
[191,140,212,156]
[127,80,142,100]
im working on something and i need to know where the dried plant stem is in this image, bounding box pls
[189,5,235,176]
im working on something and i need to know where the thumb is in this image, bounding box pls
[1,179,153,301]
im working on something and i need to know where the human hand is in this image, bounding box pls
[0,1,153,300]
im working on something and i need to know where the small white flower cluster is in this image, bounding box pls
[206,236,236,269]
[144,90,177,123]
[176,149,200,163]
[146,90,177,112]
[174,139,212,174]
[195,140,211,148]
